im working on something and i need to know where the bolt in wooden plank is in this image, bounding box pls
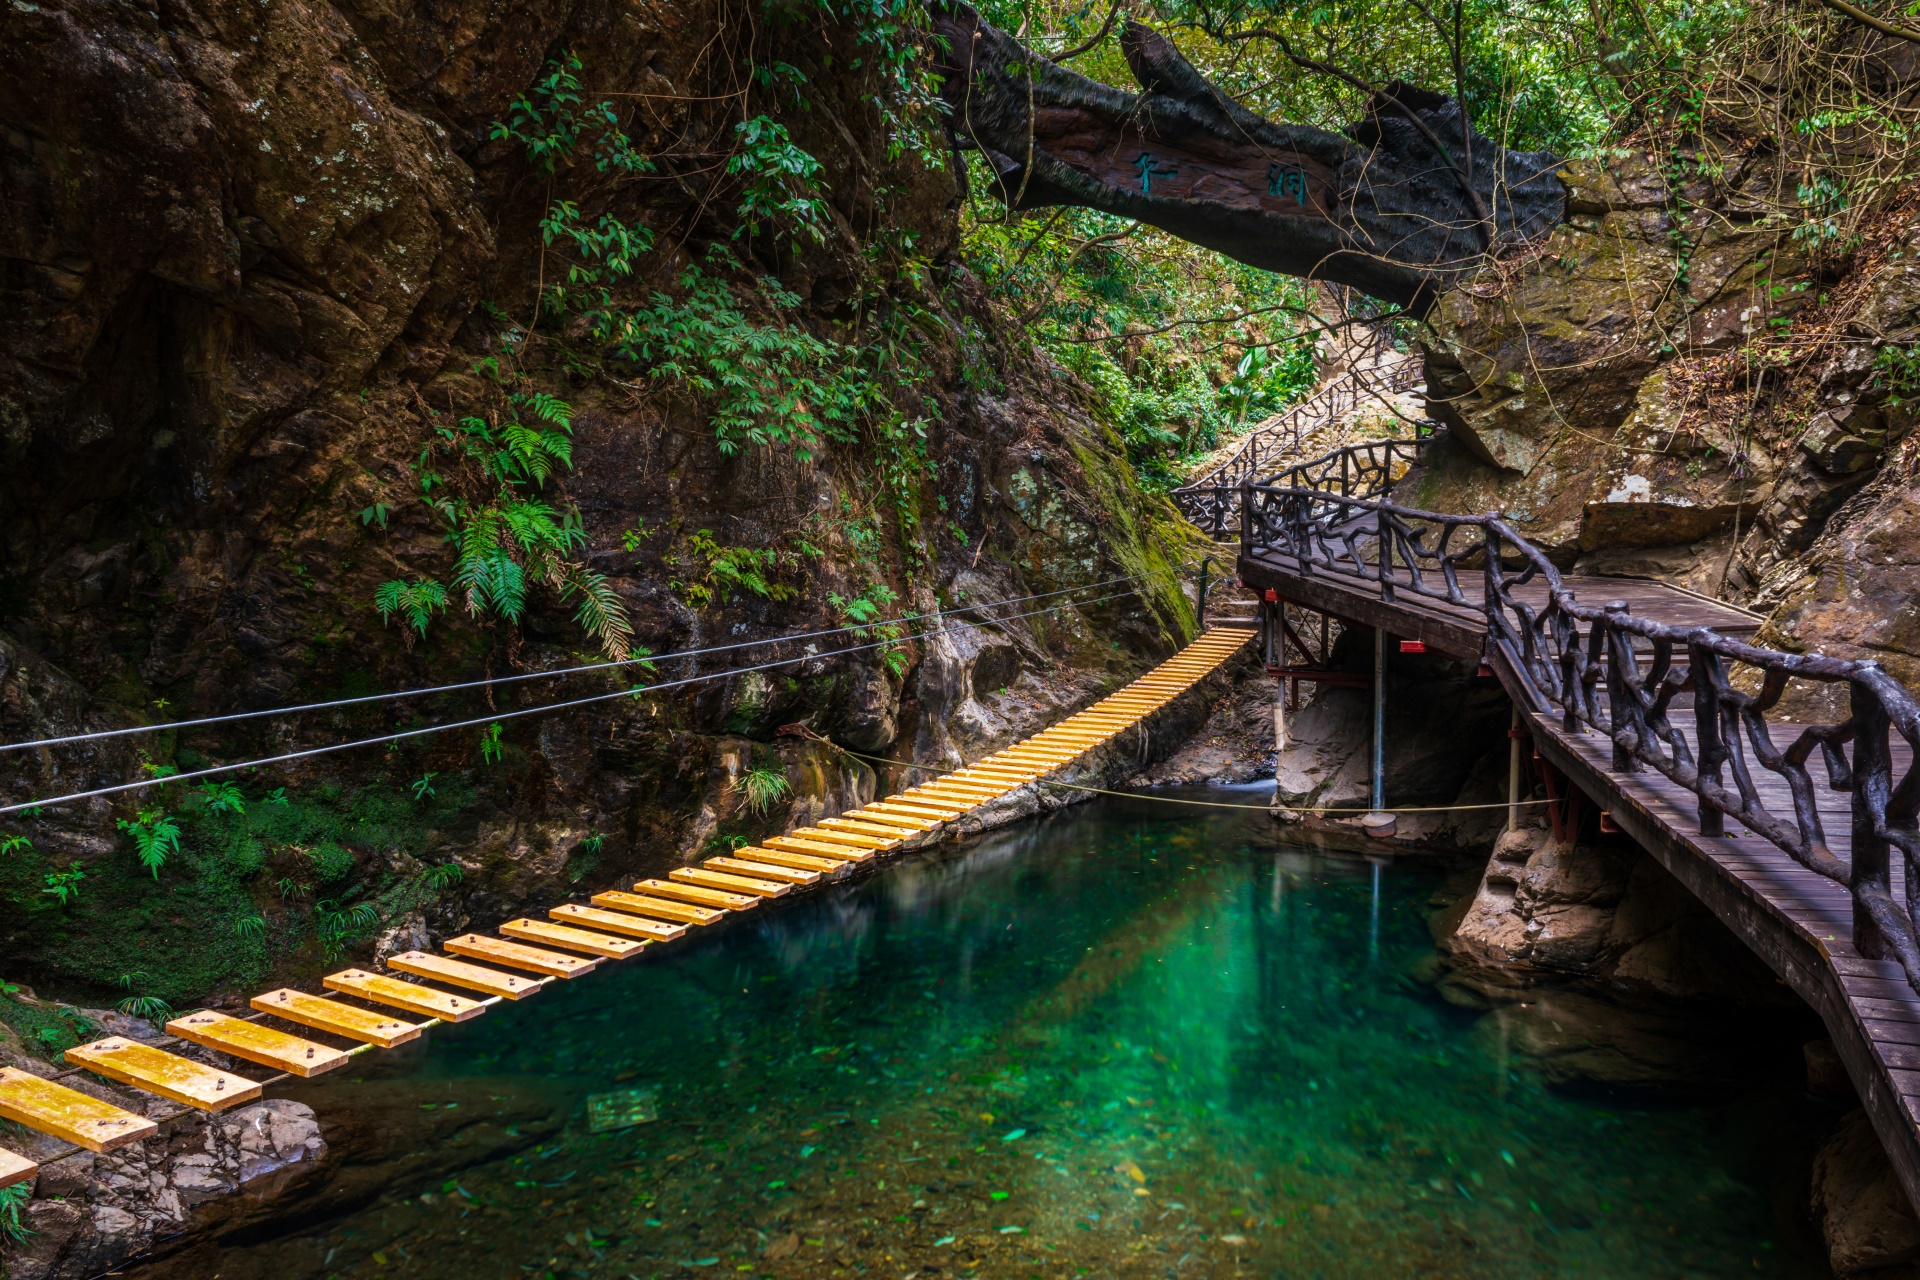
[733,845,846,873]
[706,856,819,886]
[444,935,600,979]
[388,951,542,1001]
[633,878,759,911]
[167,1010,350,1079]
[325,969,486,1022]
[65,1039,263,1113]
[252,989,423,1049]
[509,914,654,956]
[0,1147,35,1190]
[0,1068,157,1152]
[670,866,789,898]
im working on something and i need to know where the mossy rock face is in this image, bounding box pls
[1406,151,1806,556]
[0,777,477,1004]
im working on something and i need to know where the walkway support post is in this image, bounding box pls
[1508,704,1522,834]
[1196,557,1212,631]
[1372,627,1386,812]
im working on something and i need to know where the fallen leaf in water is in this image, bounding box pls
[767,1232,800,1260]
[1115,1160,1146,1183]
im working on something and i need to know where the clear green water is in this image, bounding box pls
[135,792,1822,1279]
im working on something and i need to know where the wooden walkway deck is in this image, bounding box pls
[0,628,1257,1184]
[1239,546,1920,1208]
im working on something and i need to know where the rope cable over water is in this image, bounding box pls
[0,583,1174,817]
[0,563,1200,756]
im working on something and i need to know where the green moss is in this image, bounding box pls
[0,775,476,1006]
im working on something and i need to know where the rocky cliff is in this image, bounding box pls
[0,0,1207,1019]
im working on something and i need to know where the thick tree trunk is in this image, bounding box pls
[931,4,1567,307]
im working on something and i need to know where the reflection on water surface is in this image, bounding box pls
[133,790,1819,1279]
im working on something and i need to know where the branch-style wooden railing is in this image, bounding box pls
[1172,343,1425,531]
[1175,424,1435,537]
[1238,481,1920,994]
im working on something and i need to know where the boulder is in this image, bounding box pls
[1812,1109,1920,1277]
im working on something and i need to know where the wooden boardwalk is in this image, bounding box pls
[1239,546,1920,1207]
[0,628,1256,1183]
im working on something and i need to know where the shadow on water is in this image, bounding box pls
[128,789,1827,1279]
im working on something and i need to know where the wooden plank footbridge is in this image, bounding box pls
[0,629,1255,1186]
[1175,433,1920,1210]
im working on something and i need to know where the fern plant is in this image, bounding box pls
[116,809,180,879]
[831,583,909,676]
[195,781,246,815]
[375,387,633,659]
[374,578,449,637]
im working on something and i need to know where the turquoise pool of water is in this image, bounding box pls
[133,791,1823,1279]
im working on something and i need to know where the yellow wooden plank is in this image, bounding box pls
[906,787,1004,807]
[578,891,722,926]
[706,856,819,885]
[670,866,789,898]
[838,809,939,832]
[388,951,542,1000]
[512,913,660,954]
[764,834,876,862]
[252,989,423,1048]
[444,935,600,978]
[634,877,759,911]
[325,969,486,1022]
[874,792,971,811]
[816,815,922,838]
[784,827,893,851]
[65,1038,262,1113]
[0,1147,34,1190]
[734,845,846,872]
[890,793,984,813]
[909,780,1007,798]
[557,900,692,940]
[0,1068,157,1152]
[167,1010,351,1079]
[865,799,964,820]
[953,766,1040,781]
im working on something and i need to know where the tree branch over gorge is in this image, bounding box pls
[928,2,1568,307]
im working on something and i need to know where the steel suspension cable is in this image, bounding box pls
[0,563,1197,756]
[0,584,1164,817]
